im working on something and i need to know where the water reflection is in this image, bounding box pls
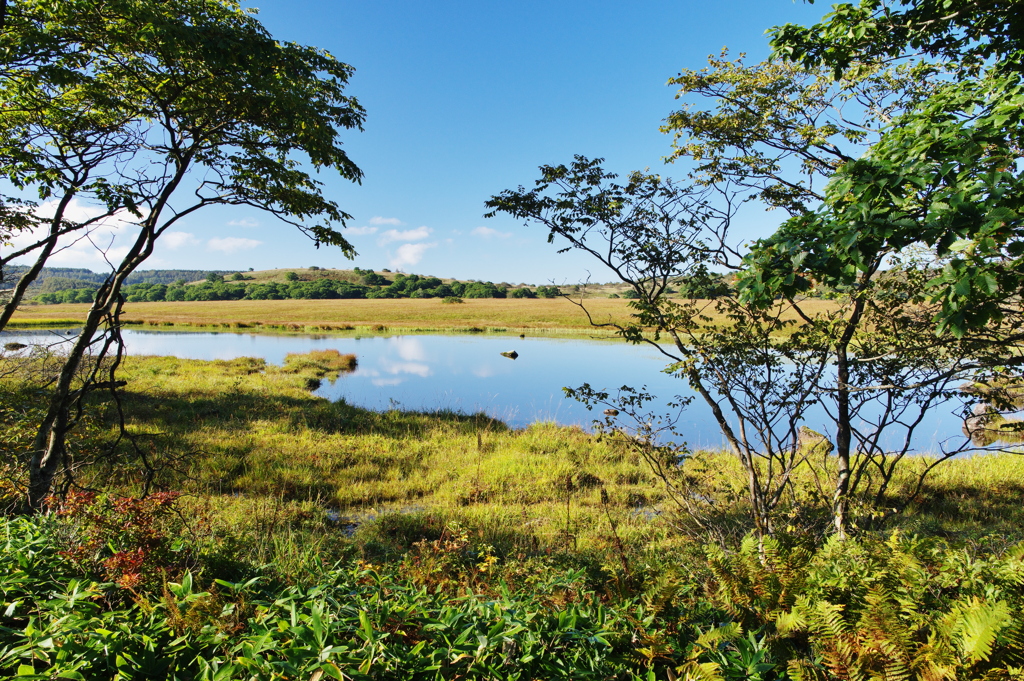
[370,337,432,384]
[0,327,972,451]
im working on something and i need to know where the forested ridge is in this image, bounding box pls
[22,266,563,303]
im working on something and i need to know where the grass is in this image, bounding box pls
[5,317,83,327]
[89,353,674,554]
[8,297,844,337]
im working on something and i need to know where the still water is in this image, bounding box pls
[2,328,970,451]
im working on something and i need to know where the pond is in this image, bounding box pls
[1,327,976,453]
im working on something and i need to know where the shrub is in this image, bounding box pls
[55,491,193,591]
[536,285,561,298]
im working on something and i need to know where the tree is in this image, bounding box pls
[490,43,1024,538]
[765,1,1024,340]
[661,50,947,216]
[769,0,1024,78]
[739,2,1024,536]
[0,0,364,508]
[488,22,1024,538]
[491,53,962,537]
[490,154,1015,539]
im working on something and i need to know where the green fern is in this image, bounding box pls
[786,658,830,681]
[675,660,725,681]
[942,597,1013,664]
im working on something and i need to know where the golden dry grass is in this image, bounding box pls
[10,297,843,334]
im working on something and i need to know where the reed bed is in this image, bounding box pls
[4,352,1021,554]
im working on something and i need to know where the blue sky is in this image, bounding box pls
[16,1,830,283]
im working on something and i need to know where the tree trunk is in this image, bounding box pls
[26,280,116,507]
[0,193,76,333]
[832,296,866,539]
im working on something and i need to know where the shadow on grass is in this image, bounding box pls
[112,387,507,438]
[904,481,1024,542]
[75,356,513,500]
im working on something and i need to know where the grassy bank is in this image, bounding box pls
[6,297,843,337]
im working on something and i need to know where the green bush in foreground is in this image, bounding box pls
[0,514,680,681]
[4,505,1024,680]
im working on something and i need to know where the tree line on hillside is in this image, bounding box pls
[32,270,565,304]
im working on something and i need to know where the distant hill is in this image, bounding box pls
[8,265,672,303]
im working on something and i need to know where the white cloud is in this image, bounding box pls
[390,242,436,269]
[347,226,378,236]
[162,231,200,250]
[378,226,432,245]
[472,226,512,239]
[369,216,403,226]
[227,217,259,228]
[208,237,262,253]
[2,197,147,270]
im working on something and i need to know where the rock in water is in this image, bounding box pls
[500,350,519,360]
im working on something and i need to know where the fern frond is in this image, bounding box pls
[881,657,913,681]
[775,606,808,637]
[676,660,725,681]
[812,600,852,639]
[952,597,1012,664]
[787,658,830,681]
[694,622,742,651]
[642,572,681,616]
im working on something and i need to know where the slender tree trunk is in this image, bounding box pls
[27,295,108,506]
[671,323,770,539]
[25,152,190,508]
[833,347,852,539]
[832,295,867,539]
[0,192,76,333]
[684,362,769,539]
